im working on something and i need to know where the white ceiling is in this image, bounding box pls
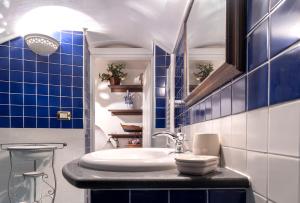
[0,0,189,50]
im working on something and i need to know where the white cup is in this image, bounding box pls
[192,134,220,156]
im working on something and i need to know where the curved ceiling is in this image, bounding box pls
[0,0,189,50]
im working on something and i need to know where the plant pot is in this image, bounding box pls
[109,77,121,85]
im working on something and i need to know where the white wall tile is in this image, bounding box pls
[247,151,268,196]
[231,113,247,149]
[230,148,247,173]
[268,154,300,203]
[254,192,267,203]
[222,146,231,168]
[269,101,300,157]
[220,116,231,147]
[247,108,268,152]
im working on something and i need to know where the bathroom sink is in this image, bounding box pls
[79,148,176,172]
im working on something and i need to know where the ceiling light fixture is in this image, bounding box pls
[24,33,59,56]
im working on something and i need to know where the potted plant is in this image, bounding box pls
[99,63,127,85]
[193,63,214,82]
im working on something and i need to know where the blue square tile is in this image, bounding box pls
[199,102,206,123]
[73,34,83,45]
[248,65,268,110]
[131,190,168,203]
[37,118,49,128]
[50,118,60,128]
[10,82,23,93]
[0,57,9,70]
[0,81,9,92]
[11,117,23,128]
[61,97,72,107]
[270,46,300,104]
[11,105,23,116]
[37,73,48,84]
[24,106,36,117]
[270,0,300,57]
[247,0,269,31]
[247,21,268,71]
[212,92,221,119]
[73,108,83,118]
[37,84,48,95]
[10,71,23,82]
[24,117,36,128]
[0,117,9,127]
[155,46,166,56]
[49,85,60,96]
[73,55,83,66]
[37,55,48,62]
[156,77,166,87]
[49,63,60,74]
[10,47,23,59]
[61,75,72,86]
[10,94,23,105]
[37,106,49,117]
[156,98,166,108]
[0,46,9,57]
[24,72,36,83]
[49,53,60,64]
[61,54,72,65]
[166,55,170,66]
[221,85,232,117]
[209,189,246,203]
[73,87,83,97]
[61,120,72,128]
[10,37,24,48]
[156,66,167,76]
[37,95,48,106]
[156,108,166,118]
[61,86,72,97]
[156,118,166,128]
[73,66,83,77]
[61,32,72,44]
[91,190,129,203]
[61,43,72,54]
[61,65,72,75]
[205,97,212,120]
[24,60,36,72]
[49,107,59,117]
[37,62,48,73]
[73,45,83,56]
[73,119,83,128]
[24,95,36,105]
[0,69,9,81]
[49,74,60,85]
[24,49,36,61]
[0,105,9,116]
[10,59,23,71]
[24,83,36,94]
[232,77,246,114]
[49,96,60,107]
[170,190,207,203]
[156,56,166,66]
[73,77,83,87]
[73,31,83,35]
[73,98,83,108]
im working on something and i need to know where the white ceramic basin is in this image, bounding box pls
[79,148,176,172]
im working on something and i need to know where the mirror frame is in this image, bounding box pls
[183,0,246,107]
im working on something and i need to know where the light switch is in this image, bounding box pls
[57,111,71,120]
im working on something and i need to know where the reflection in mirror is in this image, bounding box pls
[187,0,226,95]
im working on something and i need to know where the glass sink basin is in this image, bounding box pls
[79,148,176,172]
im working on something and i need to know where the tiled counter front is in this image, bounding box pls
[91,189,246,203]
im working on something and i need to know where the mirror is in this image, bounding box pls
[183,0,246,107]
[187,0,226,93]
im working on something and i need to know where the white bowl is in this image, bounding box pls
[175,154,219,164]
[176,160,219,168]
[176,164,218,175]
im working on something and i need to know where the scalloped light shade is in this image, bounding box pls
[24,33,59,56]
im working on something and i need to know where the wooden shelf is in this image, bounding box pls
[109,133,142,139]
[109,109,142,116]
[108,85,143,92]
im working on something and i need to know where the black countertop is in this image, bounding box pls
[62,159,250,189]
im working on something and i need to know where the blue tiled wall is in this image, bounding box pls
[155,45,170,128]
[91,189,246,203]
[0,31,84,128]
[177,0,300,127]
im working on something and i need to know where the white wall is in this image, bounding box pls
[182,99,300,203]
[0,128,85,203]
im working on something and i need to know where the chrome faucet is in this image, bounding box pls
[152,126,185,153]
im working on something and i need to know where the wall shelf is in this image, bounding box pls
[108,85,143,92]
[108,109,143,116]
[109,133,142,138]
